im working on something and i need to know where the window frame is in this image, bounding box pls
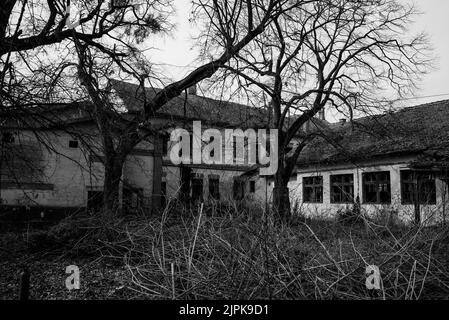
[191,177,204,202]
[330,174,354,204]
[302,176,324,204]
[69,140,79,148]
[233,179,245,201]
[362,171,391,204]
[208,177,220,200]
[400,170,436,205]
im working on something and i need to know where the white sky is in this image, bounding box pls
[144,0,449,108]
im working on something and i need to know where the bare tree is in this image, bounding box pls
[73,0,310,214]
[205,0,432,217]
[1,0,173,116]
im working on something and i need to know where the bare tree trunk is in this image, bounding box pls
[272,153,292,219]
[103,156,124,215]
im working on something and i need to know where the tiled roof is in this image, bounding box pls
[109,79,270,128]
[297,99,449,167]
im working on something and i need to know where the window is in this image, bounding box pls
[1,132,14,143]
[330,174,354,203]
[401,171,436,205]
[191,177,203,202]
[303,176,323,203]
[363,171,391,204]
[233,179,245,200]
[249,180,256,193]
[162,135,168,156]
[209,177,220,200]
[69,140,79,148]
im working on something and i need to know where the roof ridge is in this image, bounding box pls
[109,78,260,111]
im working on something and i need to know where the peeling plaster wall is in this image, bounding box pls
[292,159,449,224]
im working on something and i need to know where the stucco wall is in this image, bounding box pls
[162,164,268,206]
[291,160,449,224]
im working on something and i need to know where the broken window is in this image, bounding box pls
[401,171,436,205]
[363,171,391,204]
[303,176,323,203]
[330,174,354,204]
[209,176,220,200]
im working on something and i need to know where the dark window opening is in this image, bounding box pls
[303,176,323,203]
[180,166,192,203]
[1,132,14,144]
[191,177,203,203]
[69,140,79,148]
[209,177,220,200]
[233,179,245,200]
[123,187,143,212]
[249,180,256,193]
[162,135,169,156]
[401,171,436,205]
[209,137,215,158]
[363,171,391,204]
[330,174,354,203]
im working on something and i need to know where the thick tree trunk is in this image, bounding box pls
[272,156,292,219]
[103,157,124,215]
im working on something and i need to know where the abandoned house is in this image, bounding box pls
[288,99,449,225]
[0,80,279,213]
[1,78,449,225]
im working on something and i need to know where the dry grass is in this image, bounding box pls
[3,201,449,300]
[88,202,449,300]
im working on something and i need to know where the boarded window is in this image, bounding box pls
[401,171,436,205]
[330,174,354,203]
[209,177,220,200]
[363,171,391,204]
[303,176,323,203]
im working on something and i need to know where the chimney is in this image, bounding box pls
[187,85,197,95]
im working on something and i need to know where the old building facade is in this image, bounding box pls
[2,80,449,225]
[0,80,274,212]
[288,100,449,224]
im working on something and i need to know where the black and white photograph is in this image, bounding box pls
[1,0,449,309]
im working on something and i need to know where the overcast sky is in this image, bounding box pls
[145,0,449,108]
